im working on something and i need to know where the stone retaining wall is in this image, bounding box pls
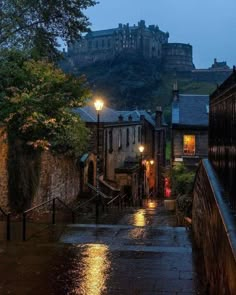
[0,132,80,210]
[192,159,236,294]
[33,151,80,207]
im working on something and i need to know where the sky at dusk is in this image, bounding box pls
[85,0,236,69]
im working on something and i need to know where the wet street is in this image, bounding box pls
[0,200,206,294]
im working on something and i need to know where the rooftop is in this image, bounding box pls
[172,94,209,127]
[74,105,156,126]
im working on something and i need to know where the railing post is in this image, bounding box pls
[6,213,10,241]
[72,211,75,224]
[52,198,56,224]
[23,212,26,241]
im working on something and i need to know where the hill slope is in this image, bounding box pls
[61,54,227,122]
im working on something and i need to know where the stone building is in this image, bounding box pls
[67,20,194,72]
[171,85,209,167]
[75,105,166,203]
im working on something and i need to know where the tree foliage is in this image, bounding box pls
[0,0,97,59]
[170,163,195,196]
[0,50,90,156]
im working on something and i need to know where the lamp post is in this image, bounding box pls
[149,159,154,198]
[138,145,144,206]
[94,99,104,224]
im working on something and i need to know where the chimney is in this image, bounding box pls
[155,106,162,128]
[140,114,145,122]
[118,114,123,122]
[173,81,179,101]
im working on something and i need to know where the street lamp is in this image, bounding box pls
[138,145,144,205]
[150,159,154,166]
[94,99,104,224]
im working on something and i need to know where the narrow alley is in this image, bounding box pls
[0,200,206,295]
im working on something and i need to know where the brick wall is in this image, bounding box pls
[192,159,236,294]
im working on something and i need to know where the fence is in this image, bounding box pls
[209,70,236,209]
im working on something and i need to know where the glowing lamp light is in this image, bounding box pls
[94,99,104,111]
[150,160,154,165]
[139,145,144,153]
[148,200,157,209]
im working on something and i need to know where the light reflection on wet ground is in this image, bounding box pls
[0,201,206,294]
[78,244,110,295]
[50,244,111,295]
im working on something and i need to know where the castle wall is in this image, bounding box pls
[162,43,194,71]
[67,21,170,65]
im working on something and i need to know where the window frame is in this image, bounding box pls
[183,134,196,156]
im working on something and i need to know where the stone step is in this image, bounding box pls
[59,223,192,249]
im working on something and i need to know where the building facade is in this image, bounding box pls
[67,20,194,72]
[75,105,166,203]
[171,87,209,167]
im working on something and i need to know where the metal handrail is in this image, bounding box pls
[22,197,75,241]
[73,195,96,211]
[24,198,56,214]
[107,193,121,206]
[146,191,154,199]
[0,207,10,241]
[87,183,112,199]
[121,193,128,200]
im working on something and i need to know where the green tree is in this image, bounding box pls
[0,0,96,59]
[0,51,90,156]
[170,163,195,196]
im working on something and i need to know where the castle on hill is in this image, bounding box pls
[67,20,195,72]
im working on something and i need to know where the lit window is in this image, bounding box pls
[183,135,195,155]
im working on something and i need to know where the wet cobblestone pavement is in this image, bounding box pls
[0,200,206,294]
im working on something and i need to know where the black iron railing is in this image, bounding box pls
[22,197,75,241]
[209,71,236,210]
[0,207,10,241]
[87,183,112,200]
[107,193,127,208]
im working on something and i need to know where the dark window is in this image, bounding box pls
[118,129,122,150]
[109,129,113,153]
[133,127,136,144]
[96,40,98,48]
[102,39,105,48]
[126,128,130,146]
[138,126,141,142]
[108,39,111,48]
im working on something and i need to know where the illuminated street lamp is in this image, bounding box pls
[138,145,145,205]
[94,99,104,224]
[138,145,144,154]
